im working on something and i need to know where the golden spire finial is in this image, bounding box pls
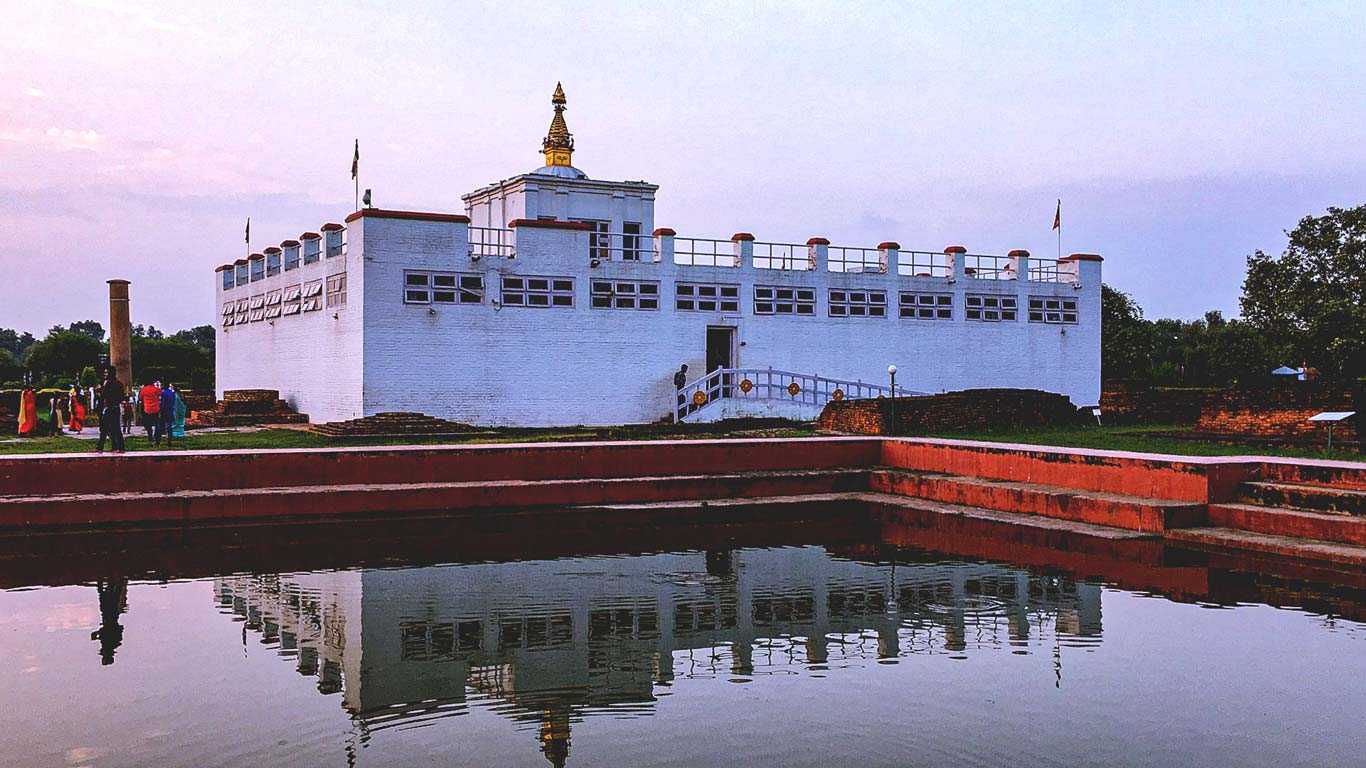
[542,82,574,167]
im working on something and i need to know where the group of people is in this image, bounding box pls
[93,368,187,452]
[14,385,88,437]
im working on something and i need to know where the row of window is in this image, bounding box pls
[222,274,345,326]
[223,231,344,290]
[399,271,1078,322]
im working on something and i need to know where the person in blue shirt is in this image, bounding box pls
[159,382,178,447]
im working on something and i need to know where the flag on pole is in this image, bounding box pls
[351,140,359,180]
[1052,199,1061,231]
[244,217,250,244]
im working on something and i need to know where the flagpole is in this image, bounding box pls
[1056,199,1061,260]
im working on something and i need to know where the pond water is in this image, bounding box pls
[1,507,1363,768]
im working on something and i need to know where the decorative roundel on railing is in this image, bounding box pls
[832,389,845,401]
[787,382,801,396]
[692,390,708,406]
[739,378,754,394]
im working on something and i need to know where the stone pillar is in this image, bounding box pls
[945,245,967,282]
[652,227,676,264]
[877,242,899,275]
[731,232,754,268]
[1007,248,1030,282]
[806,237,829,271]
[107,279,132,387]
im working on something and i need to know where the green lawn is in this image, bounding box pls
[0,422,1358,462]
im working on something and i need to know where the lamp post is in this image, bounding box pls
[887,364,898,436]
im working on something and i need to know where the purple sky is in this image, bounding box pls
[2,1,1363,335]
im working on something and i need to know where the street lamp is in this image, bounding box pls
[887,364,897,436]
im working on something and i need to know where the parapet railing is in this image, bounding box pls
[590,231,657,262]
[674,237,740,267]
[674,366,924,422]
[897,250,952,278]
[963,253,1013,280]
[827,246,884,273]
[1027,258,1067,283]
[470,226,515,259]
[753,241,813,271]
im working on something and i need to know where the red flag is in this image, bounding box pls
[1052,199,1060,231]
[351,140,359,180]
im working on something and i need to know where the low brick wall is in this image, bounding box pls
[1100,386,1213,425]
[818,388,1079,436]
[1193,387,1357,444]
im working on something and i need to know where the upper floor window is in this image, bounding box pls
[676,282,739,313]
[324,230,343,259]
[899,292,953,320]
[265,250,282,277]
[249,259,265,282]
[1028,296,1078,324]
[235,263,249,286]
[591,279,659,310]
[284,244,301,271]
[302,279,324,312]
[282,284,303,315]
[829,289,886,318]
[502,276,574,308]
[301,238,320,266]
[404,271,482,305]
[326,273,347,308]
[966,294,1017,322]
[574,219,610,261]
[621,222,643,260]
[754,285,815,316]
[221,270,234,291]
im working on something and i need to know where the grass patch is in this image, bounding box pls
[924,423,1362,461]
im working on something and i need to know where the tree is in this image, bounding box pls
[1100,284,1153,384]
[1241,205,1366,381]
[171,325,215,354]
[131,335,213,391]
[0,348,22,385]
[0,328,36,359]
[66,320,106,343]
[132,324,164,340]
[22,331,104,385]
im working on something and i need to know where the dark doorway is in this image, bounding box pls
[706,326,735,372]
[706,326,736,398]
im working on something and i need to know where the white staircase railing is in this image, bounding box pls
[674,367,924,422]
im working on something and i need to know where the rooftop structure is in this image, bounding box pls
[214,85,1102,426]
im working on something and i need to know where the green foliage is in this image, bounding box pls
[79,366,100,387]
[0,349,21,384]
[131,335,213,390]
[1241,205,1365,381]
[22,331,103,384]
[0,328,36,358]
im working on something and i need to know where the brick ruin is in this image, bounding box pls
[188,389,308,427]
[818,388,1080,436]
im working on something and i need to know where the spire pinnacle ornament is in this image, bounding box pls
[542,82,574,167]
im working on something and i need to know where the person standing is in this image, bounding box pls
[67,386,86,432]
[138,379,162,445]
[159,382,177,447]
[96,368,126,453]
[121,395,133,435]
[673,363,689,413]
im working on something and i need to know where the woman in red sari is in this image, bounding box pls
[17,388,37,436]
[67,387,86,432]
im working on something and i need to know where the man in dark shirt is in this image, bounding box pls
[96,368,126,453]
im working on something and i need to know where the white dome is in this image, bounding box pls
[528,165,587,180]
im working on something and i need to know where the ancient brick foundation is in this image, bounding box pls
[188,389,308,427]
[817,388,1080,436]
[1191,387,1357,445]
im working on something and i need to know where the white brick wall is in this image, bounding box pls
[216,205,1100,428]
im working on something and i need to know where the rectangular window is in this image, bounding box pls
[899,292,954,320]
[249,294,265,322]
[404,271,431,304]
[302,238,320,264]
[965,294,1017,322]
[754,285,815,316]
[249,259,265,282]
[326,273,347,309]
[284,245,301,271]
[302,279,324,312]
[282,284,302,315]
[266,251,281,277]
[235,264,249,286]
[574,219,610,261]
[221,270,234,290]
[1028,296,1078,324]
[828,288,887,318]
[324,230,343,259]
[676,282,740,313]
[501,275,574,308]
[622,221,642,260]
[221,302,235,326]
[591,279,659,310]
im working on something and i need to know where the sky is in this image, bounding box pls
[1,0,1363,336]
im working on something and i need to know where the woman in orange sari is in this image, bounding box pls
[17,388,37,436]
[67,387,86,432]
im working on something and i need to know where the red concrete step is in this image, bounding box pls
[0,468,870,529]
[1238,481,1365,516]
[1208,503,1366,547]
[1165,527,1366,569]
[869,469,1206,533]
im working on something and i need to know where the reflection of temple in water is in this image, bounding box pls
[215,546,1101,765]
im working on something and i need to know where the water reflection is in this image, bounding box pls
[215,546,1105,764]
[91,578,127,665]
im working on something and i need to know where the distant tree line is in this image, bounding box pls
[1103,205,1364,387]
[0,322,215,391]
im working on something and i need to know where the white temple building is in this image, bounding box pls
[214,84,1102,426]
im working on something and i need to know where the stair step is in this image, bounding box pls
[0,468,871,528]
[1239,481,1366,516]
[1208,503,1366,547]
[1165,527,1366,568]
[871,469,1205,533]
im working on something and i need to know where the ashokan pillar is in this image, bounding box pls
[107,279,132,387]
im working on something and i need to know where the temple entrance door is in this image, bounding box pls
[706,326,736,397]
